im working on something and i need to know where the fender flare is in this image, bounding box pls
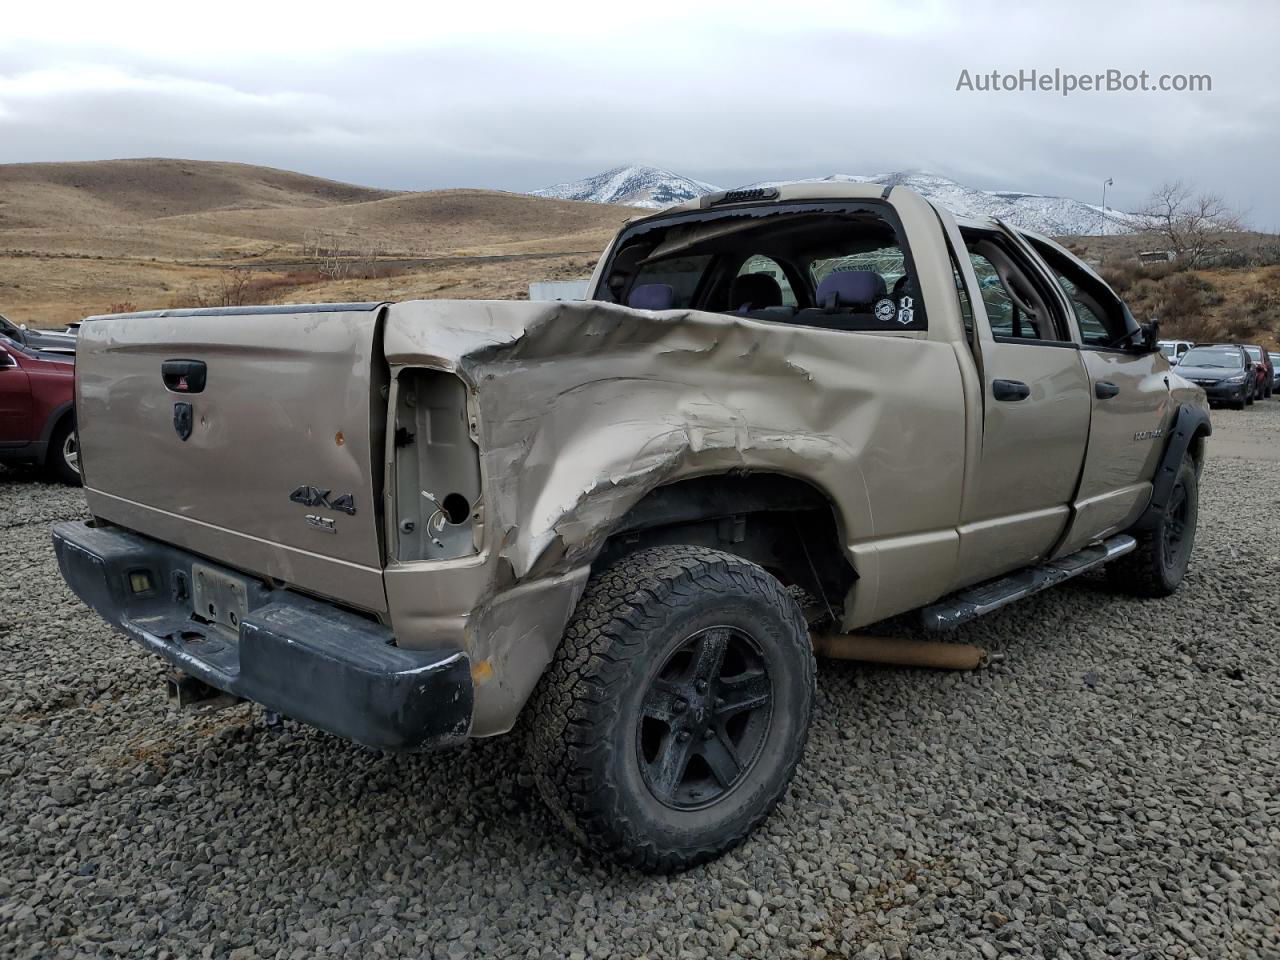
[1138,403,1211,529]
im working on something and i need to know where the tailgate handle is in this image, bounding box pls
[162,360,207,394]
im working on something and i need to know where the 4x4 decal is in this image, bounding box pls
[288,485,357,515]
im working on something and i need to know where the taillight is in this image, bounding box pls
[391,370,482,562]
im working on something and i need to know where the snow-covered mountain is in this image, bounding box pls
[531,165,721,209]
[754,172,1141,235]
[531,166,1140,235]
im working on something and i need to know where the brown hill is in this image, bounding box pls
[0,158,638,327]
[0,158,394,230]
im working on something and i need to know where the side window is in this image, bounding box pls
[1030,240,1134,348]
[737,255,797,307]
[963,235,1071,343]
[967,253,1017,337]
[1049,269,1111,345]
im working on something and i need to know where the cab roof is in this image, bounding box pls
[632,181,1002,232]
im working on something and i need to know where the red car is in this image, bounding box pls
[0,336,79,483]
[1243,345,1274,401]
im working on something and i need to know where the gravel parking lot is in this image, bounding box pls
[2,404,1277,960]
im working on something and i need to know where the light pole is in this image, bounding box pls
[1101,177,1114,237]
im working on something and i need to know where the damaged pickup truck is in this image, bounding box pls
[54,182,1210,871]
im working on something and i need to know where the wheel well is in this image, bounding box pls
[43,407,75,464]
[1188,427,1207,470]
[596,473,856,614]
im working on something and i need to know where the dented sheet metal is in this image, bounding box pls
[382,299,968,732]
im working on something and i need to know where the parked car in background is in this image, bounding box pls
[0,312,78,356]
[1242,345,1273,399]
[0,337,79,482]
[1177,344,1254,409]
[1270,352,1280,392]
[1158,339,1194,364]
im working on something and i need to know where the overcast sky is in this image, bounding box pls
[2,0,1277,226]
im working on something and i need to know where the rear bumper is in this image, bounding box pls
[52,520,472,751]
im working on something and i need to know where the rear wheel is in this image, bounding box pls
[527,545,815,872]
[47,418,81,486]
[1107,455,1197,597]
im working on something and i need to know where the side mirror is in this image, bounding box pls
[0,351,15,370]
[1137,320,1162,354]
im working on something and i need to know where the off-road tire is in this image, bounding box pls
[47,418,81,486]
[526,545,815,872]
[1107,455,1198,597]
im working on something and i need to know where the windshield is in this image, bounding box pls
[1180,347,1242,369]
[1160,343,1177,358]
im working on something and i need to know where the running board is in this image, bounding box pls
[921,534,1136,631]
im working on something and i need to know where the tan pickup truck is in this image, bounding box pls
[54,183,1209,871]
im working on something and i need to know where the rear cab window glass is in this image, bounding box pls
[601,202,927,333]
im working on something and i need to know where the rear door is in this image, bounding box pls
[953,230,1093,584]
[0,346,33,442]
[76,303,389,612]
[1025,237,1173,555]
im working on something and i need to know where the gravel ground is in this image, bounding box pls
[2,404,1278,960]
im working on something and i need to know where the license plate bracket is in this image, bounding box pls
[191,563,249,632]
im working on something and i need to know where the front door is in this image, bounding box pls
[1026,238,1175,554]
[954,233,1093,586]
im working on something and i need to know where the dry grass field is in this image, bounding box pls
[0,159,636,328]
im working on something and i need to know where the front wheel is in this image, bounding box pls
[1107,455,1198,597]
[527,545,815,872]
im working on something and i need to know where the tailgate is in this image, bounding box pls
[76,303,389,613]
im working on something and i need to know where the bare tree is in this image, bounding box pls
[181,267,263,308]
[1139,181,1245,267]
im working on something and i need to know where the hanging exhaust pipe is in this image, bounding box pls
[811,633,987,670]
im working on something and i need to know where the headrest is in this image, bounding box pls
[815,271,886,310]
[729,272,783,311]
[627,283,675,310]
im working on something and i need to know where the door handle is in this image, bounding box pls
[1095,381,1120,399]
[992,379,1031,402]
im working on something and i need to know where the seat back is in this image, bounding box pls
[627,283,675,310]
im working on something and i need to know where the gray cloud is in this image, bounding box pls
[1,0,1277,227]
